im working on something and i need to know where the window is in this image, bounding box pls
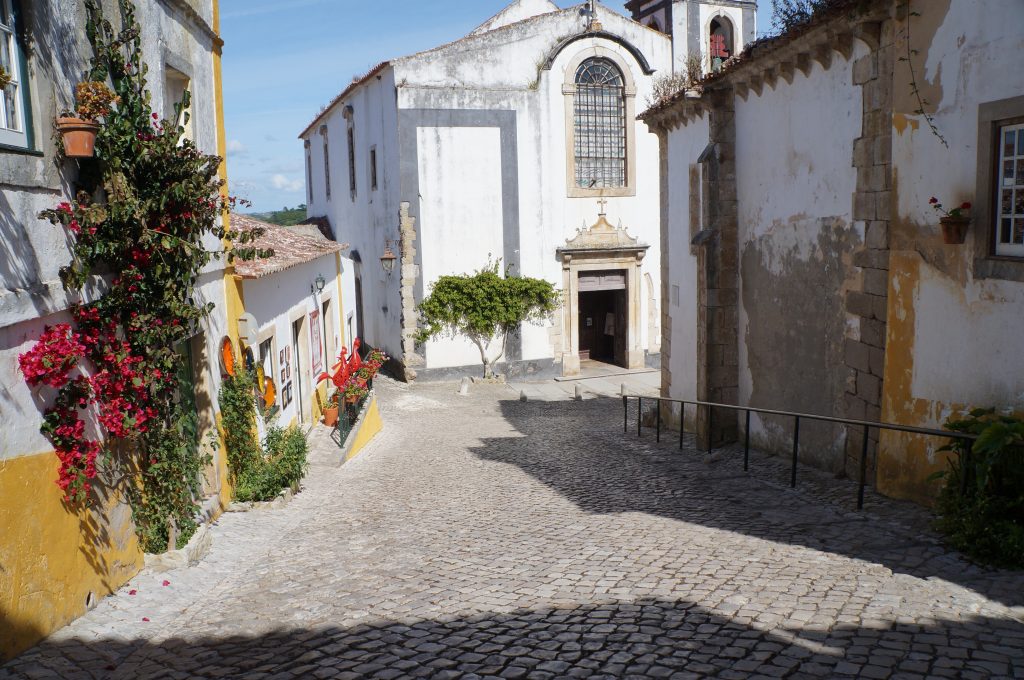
[320,125,331,201]
[0,0,31,149]
[347,124,356,197]
[305,140,313,203]
[164,66,192,141]
[574,58,627,190]
[996,122,1024,257]
[369,146,378,191]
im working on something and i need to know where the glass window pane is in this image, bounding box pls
[1003,189,1014,215]
[1019,130,1024,156]
[1015,219,1024,244]
[1007,129,1017,158]
[1005,160,1016,182]
[1016,190,1024,216]
[1017,159,1024,184]
[0,0,9,29]
[1002,218,1012,244]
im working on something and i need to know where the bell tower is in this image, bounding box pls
[626,0,757,76]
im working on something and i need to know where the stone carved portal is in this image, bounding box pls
[557,211,649,376]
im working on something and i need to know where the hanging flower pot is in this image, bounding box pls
[939,216,970,245]
[56,117,101,158]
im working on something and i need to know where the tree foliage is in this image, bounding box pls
[416,262,559,378]
[769,0,835,35]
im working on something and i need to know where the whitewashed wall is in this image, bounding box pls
[663,112,709,406]
[891,0,1024,414]
[241,255,342,429]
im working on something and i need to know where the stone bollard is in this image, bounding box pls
[574,385,584,401]
[520,390,528,402]
[459,377,470,396]
[621,383,628,397]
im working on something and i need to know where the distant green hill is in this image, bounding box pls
[247,205,307,226]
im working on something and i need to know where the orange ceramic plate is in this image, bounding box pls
[263,377,276,408]
[220,337,235,376]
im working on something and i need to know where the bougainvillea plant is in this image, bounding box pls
[19,0,268,552]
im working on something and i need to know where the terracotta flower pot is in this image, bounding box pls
[940,216,970,245]
[323,405,339,427]
[55,117,101,158]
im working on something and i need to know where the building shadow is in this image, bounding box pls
[2,596,1021,678]
[467,396,1024,610]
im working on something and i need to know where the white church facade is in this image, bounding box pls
[300,0,754,380]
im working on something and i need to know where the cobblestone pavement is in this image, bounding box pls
[4,379,1024,679]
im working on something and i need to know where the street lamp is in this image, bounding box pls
[312,273,326,295]
[380,241,397,276]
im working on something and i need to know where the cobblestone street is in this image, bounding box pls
[4,379,1024,680]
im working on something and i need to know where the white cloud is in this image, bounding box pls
[270,174,304,192]
[226,139,248,155]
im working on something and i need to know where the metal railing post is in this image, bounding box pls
[791,416,800,488]
[744,410,751,472]
[707,406,714,455]
[857,424,870,510]
[656,401,661,443]
[623,396,628,433]
[679,402,685,451]
[637,397,643,438]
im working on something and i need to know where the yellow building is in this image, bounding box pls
[0,0,238,661]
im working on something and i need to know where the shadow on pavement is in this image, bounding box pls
[472,396,1024,611]
[3,597,1021,679]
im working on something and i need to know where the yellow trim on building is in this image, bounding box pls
[345,396,383,462]
[0,452,143,661]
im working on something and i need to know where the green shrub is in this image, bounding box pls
[933,409,1024,568]
[235,426,309,503]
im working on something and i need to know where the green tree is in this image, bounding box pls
[416,262,560,379]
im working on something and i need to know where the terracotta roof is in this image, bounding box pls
[230,214,347,280]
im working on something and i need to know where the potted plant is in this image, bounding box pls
[342,380,367,406]
[322,391,340,427]
[0,66,11,91]
[929,196,972,245]
[56,81,120,158]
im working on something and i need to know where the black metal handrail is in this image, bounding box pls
[623,395,978,510]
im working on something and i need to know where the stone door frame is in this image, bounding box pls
[558,249,647,376]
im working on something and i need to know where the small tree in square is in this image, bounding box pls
[416,261,559,379]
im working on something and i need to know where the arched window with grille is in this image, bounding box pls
[574,58,627,190]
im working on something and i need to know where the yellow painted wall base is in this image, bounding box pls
[0,452,143,661]
[345,396,383,463]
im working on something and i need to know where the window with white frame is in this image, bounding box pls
[574,58,627,189]
[996,122,1024,257]
[347,123,356,197]
[0,0,30,149]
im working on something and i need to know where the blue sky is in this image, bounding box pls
[219,1,636,213]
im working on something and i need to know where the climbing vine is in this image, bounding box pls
[897,2,948,148]
[19,0,266,552]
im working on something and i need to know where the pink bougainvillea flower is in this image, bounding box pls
[162,580,170,587]
[129,589,137,595]
[142,617,150,622]
[929,197,939,204]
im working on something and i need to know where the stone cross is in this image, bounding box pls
[597,197,608,216]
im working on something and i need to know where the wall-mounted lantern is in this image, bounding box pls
[312,273,326,295]
[380,241,398,276]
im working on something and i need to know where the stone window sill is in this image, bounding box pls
[973,256,1024,283]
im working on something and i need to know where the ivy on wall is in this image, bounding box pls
[19,0,267,552]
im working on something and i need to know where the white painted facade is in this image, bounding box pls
[241,254,344,432]
[0,0,229,468]
[302,1,677,379]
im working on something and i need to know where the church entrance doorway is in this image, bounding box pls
[556,209,649,377]
[577,270,627,367]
